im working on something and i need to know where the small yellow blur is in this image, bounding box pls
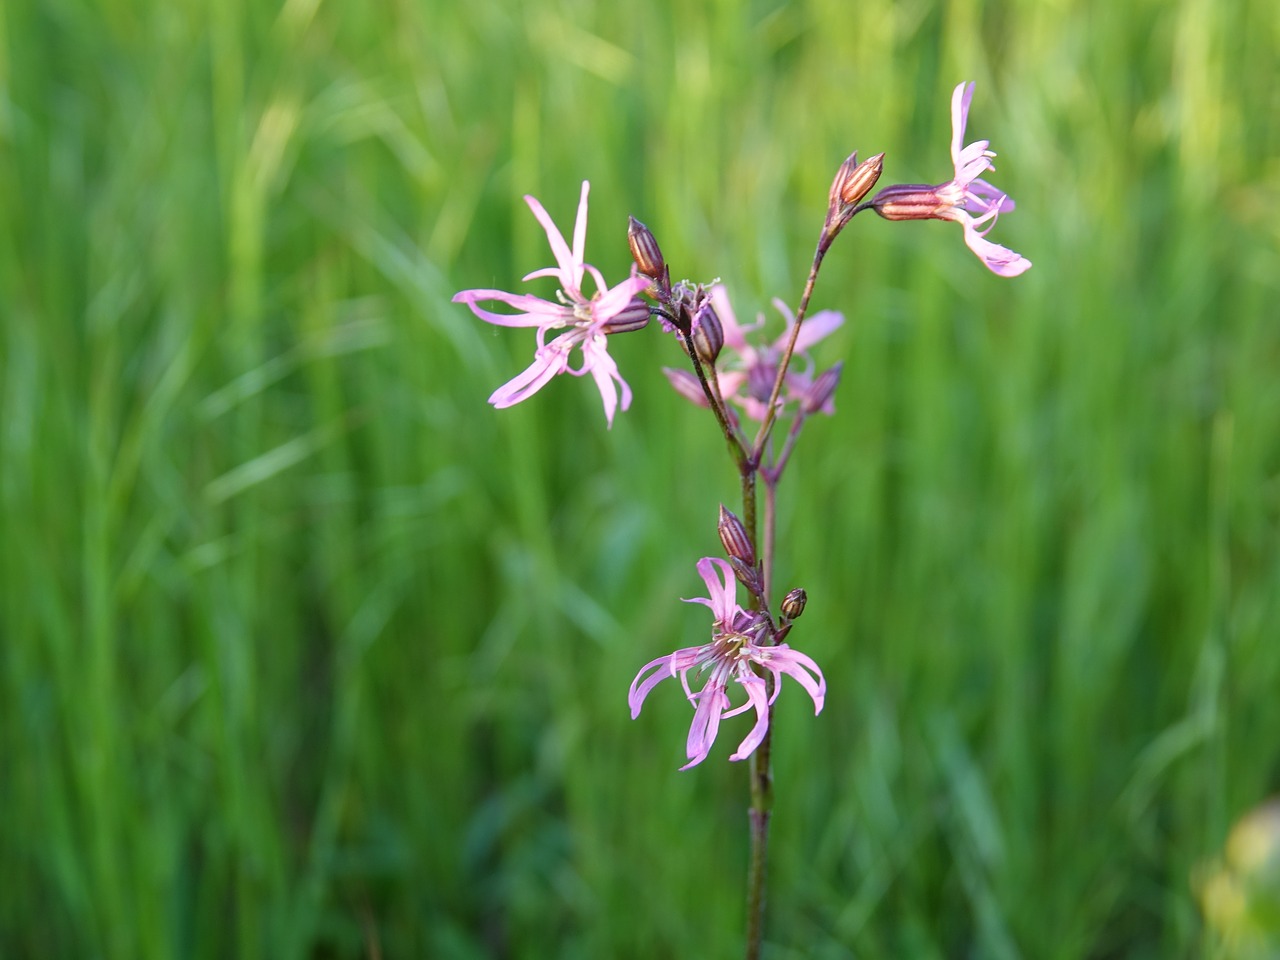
[1197,799,1280,958]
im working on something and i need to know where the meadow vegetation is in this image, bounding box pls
[1,0,1278,955]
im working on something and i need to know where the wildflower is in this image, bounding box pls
[453,181,653,426]
[629,557,826,770]
[871,82,1032,277]
[662,286,843,422]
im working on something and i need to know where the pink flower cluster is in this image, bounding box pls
[662,286,844,424]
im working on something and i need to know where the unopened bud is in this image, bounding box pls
[691,302,724,364]
[825,153,888,241]
[603,297,652,334]
[781,588,807,620]
[728,555,763,597]
[839,152,885,207]
[718,505,754,566]
[627,216,667,281]
[828,151,858,212]
[802,361,843,414]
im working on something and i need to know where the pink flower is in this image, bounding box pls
[629,557,826,770]
[871,82,1032,278]
[453,181,653,426]
[662,286,844,422]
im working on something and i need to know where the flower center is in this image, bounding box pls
[712,632,748,662]
[556,288,596,325]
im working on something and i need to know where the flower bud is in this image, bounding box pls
[839,152,885,207]
[690,302,724,365]
[781,588,807,620]
[825,153,888,242]
[603,296,652,334]
[718,505,754,566]
[802,361,843,414]
[827,151,858,212]
[728,555,763,597]
[627,216,667,281]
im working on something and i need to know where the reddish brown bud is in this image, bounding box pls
[826,153,888,241]
[718,505,754,566]
[627,216,667,280]
[869,183,947,221]
[840,152,885,206]
[690,302,724,365]
[781,588,807,620]
[828,151,859,212]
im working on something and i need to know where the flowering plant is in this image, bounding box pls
[454,81,1029,959]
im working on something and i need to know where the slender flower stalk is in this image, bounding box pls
[453,181,653,426]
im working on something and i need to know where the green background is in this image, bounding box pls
[2,0,1277,956]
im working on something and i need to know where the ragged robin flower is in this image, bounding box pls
[628,557,825,770]
[453,181,653,426]
[870,82,1032,278]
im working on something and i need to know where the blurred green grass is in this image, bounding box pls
[1,0,1278,956]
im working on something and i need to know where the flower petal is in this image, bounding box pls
[628,654,678,718]
[716,371,747,402]
[961,218,1032,278]
[580,334,630,427]
[571,180,590,288]
[950,81,976,169]
[694,557,740,625]
[488,342,571,408]
[592,273,655,326]
[966,178,1016,214]
[728,675,772,761]
[681,680,730,769]
[523,185,585,292]
[453,289,572,328]
[790,308,845,354]
[759,644,827,713]
[662,367,711,407]
[711,285,763,353]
